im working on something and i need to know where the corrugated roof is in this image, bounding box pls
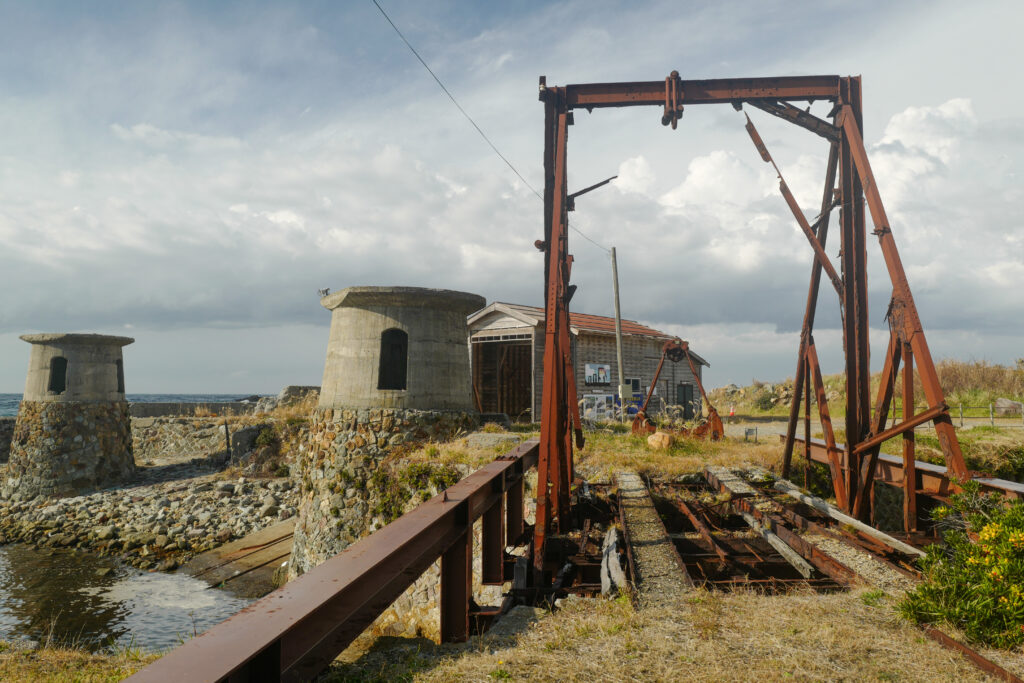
[494,302,674,339]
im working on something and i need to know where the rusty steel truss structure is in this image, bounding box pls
[534,72,973,568]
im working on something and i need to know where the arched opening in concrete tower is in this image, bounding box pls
[48,357,68,394]
[377,328,408,391]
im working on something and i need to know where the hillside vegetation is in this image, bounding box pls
[709,358,1024,418]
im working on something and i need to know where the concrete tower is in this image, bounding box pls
[318,286,483,412]
[2,334,136,500]
[290,286,485,579]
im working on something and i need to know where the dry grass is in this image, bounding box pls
[400,430,541,471]
[575,430,783,482]
[397,427,782,484]
[328,587,1016,682]
[0,643,157,682]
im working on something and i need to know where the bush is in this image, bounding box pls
[752,392,775,412]
[255,426,279,448]
[899,481,1024,648]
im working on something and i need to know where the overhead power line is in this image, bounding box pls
[370,0,610,253]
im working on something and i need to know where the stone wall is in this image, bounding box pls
[289,407,477,579]
[131,417,271,464]
[0,418,15,464]
[1,401,135,501]
[129,402,259,418]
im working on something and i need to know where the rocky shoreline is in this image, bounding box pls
[0,461,298,571]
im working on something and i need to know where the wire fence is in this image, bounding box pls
[884,400,1024,428]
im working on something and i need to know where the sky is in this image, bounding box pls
[0,0,1022,393]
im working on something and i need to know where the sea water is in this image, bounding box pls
[0,394,258,417]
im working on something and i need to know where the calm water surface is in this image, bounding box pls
[0,544,253,651]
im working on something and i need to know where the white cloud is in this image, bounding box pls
[614,156,655,195]
[1,1,1022,391]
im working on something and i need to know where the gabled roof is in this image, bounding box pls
[468,302,709,367]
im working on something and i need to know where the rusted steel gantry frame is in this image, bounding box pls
[535,74,968,563]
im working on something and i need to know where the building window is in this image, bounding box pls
[378,328,408,390]
[48,357,68,394]
[116,359,125,393]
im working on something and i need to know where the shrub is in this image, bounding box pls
[255,426,279,448]
[899,481,1024,648]
[752,392,774,412]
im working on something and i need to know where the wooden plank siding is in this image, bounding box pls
[469,304,707,421]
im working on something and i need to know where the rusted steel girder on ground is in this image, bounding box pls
[128,440,539,683]
[787,435,1024,501]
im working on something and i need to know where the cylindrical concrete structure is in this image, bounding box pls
[290,287,485,579]
[2,334,136,501]
[318,287,484,411]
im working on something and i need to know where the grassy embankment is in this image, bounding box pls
[709,358,1024,419]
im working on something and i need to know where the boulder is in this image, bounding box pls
[995,397,1023,417]
[647,432,674,449]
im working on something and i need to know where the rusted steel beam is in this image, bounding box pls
[744,114,844,298]
[536,98,570,568]
[440,526,472,642]
[128,441,539,683]
[920,625,1024,683]
[852,333,901,518]
[506,475,524,546]
[782,142,839,477]
[903,344,918,532]
[561,75,841,109]
[673,497,730,563]
[481,495,505,585]
[703,469,855,585]
[836,104,969,481]
[779,180,844,296]
[786,435,1024,501]
[746,99,840,142]
[806,338,847,509]
[853,404,946,456]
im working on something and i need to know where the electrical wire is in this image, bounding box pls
[370,0,610,253]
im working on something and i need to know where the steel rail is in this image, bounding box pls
[786,435,1024,500]
[561,75,841,108]
[128,439,539,683]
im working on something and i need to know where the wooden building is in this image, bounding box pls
[468,302,709,422]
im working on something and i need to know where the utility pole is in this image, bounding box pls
[611,247,627,422]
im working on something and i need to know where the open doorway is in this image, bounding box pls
[472,340,532,419]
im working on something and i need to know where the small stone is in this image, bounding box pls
[95,567,113,578]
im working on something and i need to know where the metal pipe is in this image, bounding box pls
[611,247,628,422]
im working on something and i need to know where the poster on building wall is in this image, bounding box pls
[584,363,611,386]
[581,394,616,421]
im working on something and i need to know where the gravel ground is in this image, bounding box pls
[804,533,915,593]
[615,470,692,607]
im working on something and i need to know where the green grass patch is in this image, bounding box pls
[899,481,1024,648]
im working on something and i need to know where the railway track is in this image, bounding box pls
[621,466,1022,683]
